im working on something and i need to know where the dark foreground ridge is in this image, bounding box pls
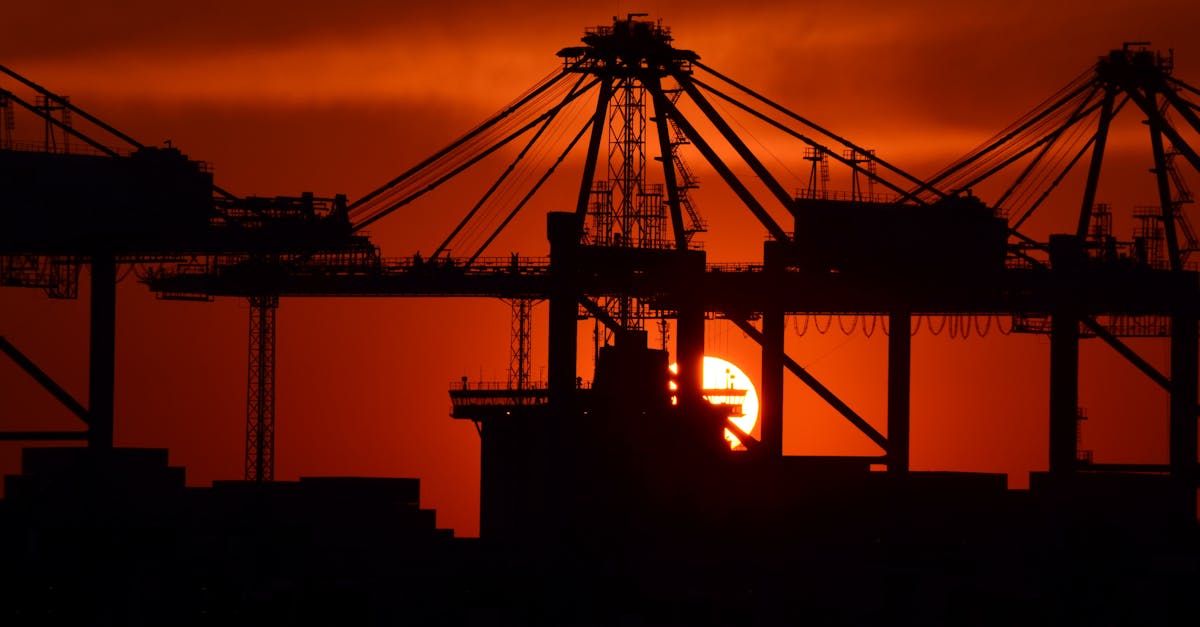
[2,339,1198,626]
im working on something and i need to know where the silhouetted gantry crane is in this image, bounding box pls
[3,20,1199,525]
[0,64,370,482]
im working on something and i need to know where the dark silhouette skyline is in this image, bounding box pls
[1,13,1199,624]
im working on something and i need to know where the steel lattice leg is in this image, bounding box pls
[245,295,278,482]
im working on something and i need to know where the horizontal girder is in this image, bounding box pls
[143,248,1200,317]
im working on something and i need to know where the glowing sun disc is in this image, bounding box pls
[670,356,759,448]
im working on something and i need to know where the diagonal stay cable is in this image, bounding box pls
[655,87,790,241]
[0,89,118,156]
[349,75,571,219]
[0,63,143,149]
[352,76,600,232]
[355,75,593,231]
[946,92,1106,197]
[391,75,577,212]
[466,112,595,266]
[1167,76,1200,101]
[434,73,591,258]
[1007,95,1131,229]
[447,74,590,254]
[693,60,941,201]
[0,64,239,201]
[350,66,572,215]
[993,122,1078,213]
[923,71,1098,194]
[689,76,927,205]
[991,82,1102,211]
[1008,124,1098,231]
[1159,84,1200,153]
[349,65,575,213]
[938,83,1098,195]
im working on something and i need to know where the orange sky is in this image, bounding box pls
[2,1,1199,536]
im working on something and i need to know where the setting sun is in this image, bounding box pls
[670,356,759,449]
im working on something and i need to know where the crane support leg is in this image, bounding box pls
[760,307,784,458]
[1170,314,1197,518]
[676,305,704,407]
[574,79,613,221]
[758,241,788,457]
[675,254,706,408]
[245,295,277,482]
[1049,311,1080,474]
[1149,116,1183,270]
[1076,88,1116,238]
[647,76,688,250]
[88,253,116,451]
[887,312,911,474]
[547,212,580,408]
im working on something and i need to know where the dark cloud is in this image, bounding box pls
[11,1,1196,123]
[3,1,477,59]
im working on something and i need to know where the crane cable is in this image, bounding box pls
[352,75,575,224]
[692,60,939,202]
[921,66,1096,197]
[466,111,597,265]
[349,66,572,213]
[420,77,594,257]
[433,73,591,257]
[350,73,598,231]
[456,82,595,260]
[937,81,1100,196]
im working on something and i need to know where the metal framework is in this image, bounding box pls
[505,298,538,391]
[0,63,364,468]
[245,294,278,481]
[139,23,1200,497]
[4,20,1200,528]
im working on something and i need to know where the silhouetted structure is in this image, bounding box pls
[0,63,364,480]
[3,18,1200,625]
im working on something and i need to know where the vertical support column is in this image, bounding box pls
[887,311,911,474]
[1170,313,1198,518]
[675,250,706,409]
[87,253,116,451]
[542,211,583,551]
[245,294,278,482]
[761,308,784,458]
[1048,311,1080,474]
[760,241,786,458]
[547,212,581,409]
